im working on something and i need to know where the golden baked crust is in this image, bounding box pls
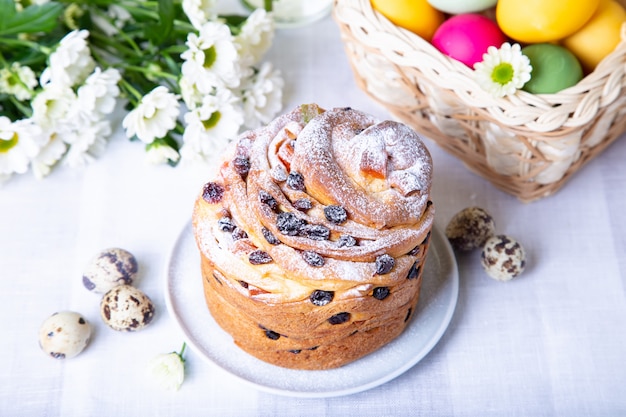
[192,104,434,369]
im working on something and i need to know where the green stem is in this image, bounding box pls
[264,0,273,12]
[122,64,178,81]
[118,78,144,103]
[9,96,33,119]
[0,37,52,55]
[178,342,187,360]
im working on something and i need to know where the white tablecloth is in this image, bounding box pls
[2,10,626,417]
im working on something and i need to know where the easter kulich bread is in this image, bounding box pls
[192,104,435,370]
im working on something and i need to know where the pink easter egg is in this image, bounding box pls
[432,14,507,67]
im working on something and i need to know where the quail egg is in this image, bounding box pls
[82,248,138,294]
[445,207,496,251]
[39,311,91,359]
[100,285,155,331]
[481,234,527,281]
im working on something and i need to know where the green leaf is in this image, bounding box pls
[145,0,174,46]
[0,2,64,36]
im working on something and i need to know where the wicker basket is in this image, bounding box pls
[333,0,626,202]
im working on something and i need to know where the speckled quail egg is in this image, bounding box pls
[100,285,155,331]
[481,235,527,281]
[38,311,91,359]
[446,207,496,251]
[82,248,138,294]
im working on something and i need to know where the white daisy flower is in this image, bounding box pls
[182,88,243,160]
[182,0,217,30]
[473,43,532,98]
[31,133,67,179]
[61,117,112,167]
[0,63,38,101]
[76,67,121,118]
[122,86,180,144]
[178,75,204,110]
[31,83,77,131]
[40,30,95,88]
[0,116,46,176]
[239,62,284,128]
[147,343,186,391]
[146,140,181,165]
[181,21,241,91]
[235,8,275,67]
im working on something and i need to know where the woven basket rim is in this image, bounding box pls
[334,0,626,132]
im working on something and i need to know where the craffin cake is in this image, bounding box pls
[192,104,435,370]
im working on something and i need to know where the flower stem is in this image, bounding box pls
[119,78,144,103]
[178,342,187,361]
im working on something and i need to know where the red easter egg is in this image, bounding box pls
[432,14,507,67]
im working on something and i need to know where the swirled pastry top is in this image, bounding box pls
[193,104,434,303]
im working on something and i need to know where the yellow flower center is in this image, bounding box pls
[491,63,514,86]
[202,111,221,129]
[203,46,217,69]
[0,132,18,153]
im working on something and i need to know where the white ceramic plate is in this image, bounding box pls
[165,222,458,398]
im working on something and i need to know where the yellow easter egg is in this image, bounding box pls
[371,0,445,41]
[562,0,626,72]
[496,0,600,43]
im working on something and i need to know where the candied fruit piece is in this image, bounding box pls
[375,254,395,275]
[218,216,236,232]
[293,198,312,211]
[337,234,357,247]
[328,312,350,325]
[310,290,334,306]
[324,205,348,224]
[300,224,330,240]
[286,172,306,191]
[407,262,420,280]
[233,156,250,178]
[276,212,306,236]
[373,287,390,300]
[249,250,273,265]
[259,190,278,211]
[302,251,324,267]
[262,227,281,245]
[232,227,248,241]
[202,182,224,203]
[264,329,280,340]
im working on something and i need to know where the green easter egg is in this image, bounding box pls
[522,43,583,94]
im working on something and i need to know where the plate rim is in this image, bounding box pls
[165,221,458,398]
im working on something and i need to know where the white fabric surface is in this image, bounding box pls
[2,10,626,417]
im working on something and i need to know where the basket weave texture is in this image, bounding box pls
[334,0,626,202]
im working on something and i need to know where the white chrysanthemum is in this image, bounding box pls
[239,62,284,128]
[178,75,204,110]
[147,348,185,391]
[31,83,77,130]
[122,86,180,144]
[182,0,217,30]
[146,140,181,165]
[0,116,46,176]
[40,30,95,88]
[473,43,532,98]
[61,117,112,167]
[181,21,241,91]
[76,67,121,118]
[235,8,275,67]
[0,63,38,101]
[31,133,67,179]
[182,88,243,161]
